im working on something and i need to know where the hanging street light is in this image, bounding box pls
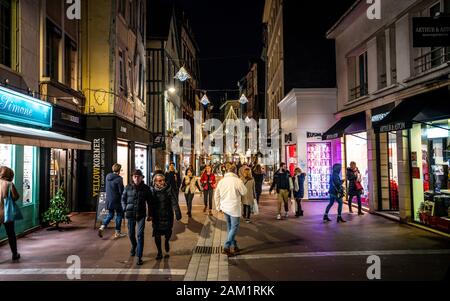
[200,94,210,106]
[174,66,191,82]
[239,93,249,104]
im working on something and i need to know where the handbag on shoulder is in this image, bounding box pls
[4,183,23,223]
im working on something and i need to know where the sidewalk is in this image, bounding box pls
[0,187,449,281]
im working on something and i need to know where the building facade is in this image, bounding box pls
[147,0,201,175]
[326,0,450,234]
[81,0,149,211]
[0,0,91,240]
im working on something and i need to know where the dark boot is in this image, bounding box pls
[337,216,346,223]
[323,215,332,222]
[358,211,365,216]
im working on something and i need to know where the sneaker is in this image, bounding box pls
[98,226,105,238]
[245,219,251,224]
[222,248,231,255]
[276,214,282,220]
[285,212,289,218]
[114,231,127,239]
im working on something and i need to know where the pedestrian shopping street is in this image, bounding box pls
[0,186,449,281]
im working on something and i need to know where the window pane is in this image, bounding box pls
[0,0,12,67]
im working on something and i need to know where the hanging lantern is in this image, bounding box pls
[200,94,210,106]
[174,66,191,82]
[239,94,249,104]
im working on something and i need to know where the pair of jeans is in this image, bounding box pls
[185,192,194,214]
[1,222,17,255]
[127,217,146,258]
[203,189,213,209]
[243,205,251,219]
[102,208,124,231]
[277,189,289,214]
[224,213,240,249]
[325,195,343,217]
[348,190,362,213]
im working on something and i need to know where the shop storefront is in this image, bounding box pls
[84,116,151,211]
[0,86,91,240]
[376,87,450,233]
[323,111,369,207]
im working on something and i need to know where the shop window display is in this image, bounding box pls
[411,120,450,233]
[117,142,129,185]
[307,142,331,199]
[135,145,148,180]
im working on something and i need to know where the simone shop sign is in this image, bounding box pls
[0,86,52,128]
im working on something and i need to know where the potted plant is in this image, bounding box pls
[43,188,71,231]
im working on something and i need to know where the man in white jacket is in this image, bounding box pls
[215,164,247,256]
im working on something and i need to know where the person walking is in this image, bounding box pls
[200,165,216,216]
[150,173,182,260]
[291,167,306,217]
[252,164,264,205]
[347,161,364,215]
[323,164,346,223]
[215,165,247,256]
[98,163,125,239]
[241,167,256,223]
[165,162,181,195]
[181,168,200,218]
[121,169,152,265]
[0,166,21,262]
[269,163,291,220]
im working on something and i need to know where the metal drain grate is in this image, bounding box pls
[193,246,223,254]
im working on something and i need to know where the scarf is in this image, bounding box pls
[294,174,300,192]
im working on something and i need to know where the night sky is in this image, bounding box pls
[174,0,355,106]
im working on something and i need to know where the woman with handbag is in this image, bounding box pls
[181,168,201,218]
[241,167,256,223]
[323,163,346,223]
[346,161,364,215]
[0,166,21,261]
[200,165,216,216]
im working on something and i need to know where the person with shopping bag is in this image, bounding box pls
[0,166,22,262]
[346,161,364,215]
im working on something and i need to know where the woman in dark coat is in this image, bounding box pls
[323,163,346,223]
[252,164,264,204]
[346,161,364,215]
[150,173,182,260]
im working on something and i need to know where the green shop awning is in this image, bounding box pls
[0,123,91,150]
[375,87,450,133]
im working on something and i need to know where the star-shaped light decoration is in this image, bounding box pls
[239,94,249,104]
[245,116,251,123]
[174,66,191,82]
[200,94,210,106]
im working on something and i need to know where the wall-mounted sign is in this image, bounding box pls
[61,112,80,124]
[324,133,339,140]
[371,112,390,123]
[379,121,409,133]
[0,86,52,128]
[120,126,127,133]
[413,17,450,47]
[307,132,322,139]
[284,133,293,144]
[92,138,106,199]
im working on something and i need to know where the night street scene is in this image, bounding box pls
[0,0,450,294]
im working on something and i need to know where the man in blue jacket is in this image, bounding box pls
[98,163,125,239]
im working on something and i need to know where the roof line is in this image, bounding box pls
[326,0,363,38]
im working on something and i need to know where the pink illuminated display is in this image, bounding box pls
[307,142,332,199]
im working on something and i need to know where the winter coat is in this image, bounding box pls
[149,185,182,236]
[105,173,124,211]
[292,173,306,199]
[329,164,344,198]
[241,178,256,206]
[346,167,361,194]
[121,182,152,220]
[253,173,264,196]
[0,179,19,224]
[181,176,201,194]
[200,172,216,190]
[269,169,291,193]
[165,170,181,192]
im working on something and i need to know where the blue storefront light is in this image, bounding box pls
[0,86,53,129]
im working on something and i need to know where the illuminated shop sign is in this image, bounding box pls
[379,122,408,133]
[0,86,52,128]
